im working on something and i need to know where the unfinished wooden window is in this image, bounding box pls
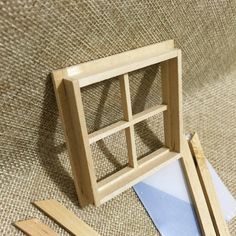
[52,40,216,236]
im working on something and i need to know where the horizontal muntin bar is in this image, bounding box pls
[88,104,167,144]
[131,104,167,125]
[88,121,129,144]
[97,148,181,204]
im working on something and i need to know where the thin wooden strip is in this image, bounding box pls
[89,104,167,144]
[55,40,174,78]
[55,40,175,86]
[77,49,179,87]
[119,74,138,168]
[131,104,167,125]
[161,59,171,149]
[98,147,169,190]
[124,126,138,168]
[119,73,133,121]
[34,199,100,236]
[88,120,129,144]
[52,72,92,207]
[98,148,169,189]
[138,148,170,166]
[63,79,99,205]
[98,149,181,204]
[160,51,216,235]
[181,139,216,236]
[189,133,230,236]
[160,56,182,152]
[14,218,59,236]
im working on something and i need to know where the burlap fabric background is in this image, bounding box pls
[1,1,236,235]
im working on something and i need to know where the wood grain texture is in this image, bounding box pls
[119,74,137,168]
[88,120,129,144]
[14,218,58,236]
[98,149,181,204]
[52,71,92,207]
[124,125,137,168]
[131,104,167,124]
[52,40,220,235]
[161,51,182,152]
[88,105,167,144]
[119,74,133,121]
[63,79,99,205]
[161,51,216,235]
[53,40,175,87]
[189,133,230,236]
[181,139,216,236]
[34,200,100,236]
[52,40,177,207]
[75,48,179,87]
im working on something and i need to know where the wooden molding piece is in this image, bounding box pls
[189,133,230,236]
[14,218,59,236]
[181,139,216,236]
[34,199,100,236]
[55,40,176,87]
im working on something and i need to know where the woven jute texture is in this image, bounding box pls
[1,1,236,235]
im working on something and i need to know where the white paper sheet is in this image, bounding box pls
[133,159,236,236]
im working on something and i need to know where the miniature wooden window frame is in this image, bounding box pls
[52,40,216,235]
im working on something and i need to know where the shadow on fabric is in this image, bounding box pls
[37,75,78,205]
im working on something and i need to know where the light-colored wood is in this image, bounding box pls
[52,71,93,207]
[119,74,133,121]
[98,148,181,204]
[53,41,175,207]
[63,79,99,205]
[124,126,137,168]
[14,218,58,236]
[52,40,220,236]
[181,139,216,236]
[161,52,183,152]
[131,104,167,124]
[189,133,230,236]
[53,40,175,87]
[88,121,129,144]
[98,148,169,188]
[34,199,100,236]
[161,52,216,235]
[75,49,179,87]
[119,74,137,168]
[88,104,167,144]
